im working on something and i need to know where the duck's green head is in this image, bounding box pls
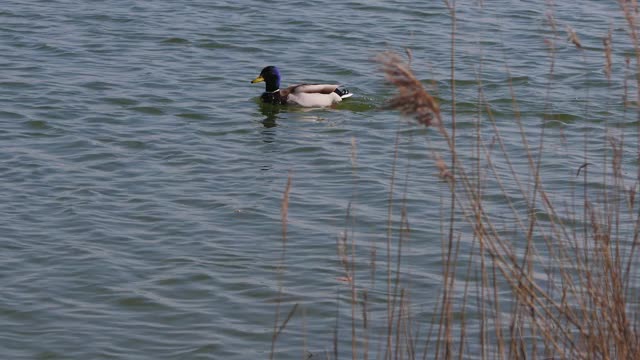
[251,66,281,92]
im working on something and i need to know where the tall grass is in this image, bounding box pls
[271,2,640,359]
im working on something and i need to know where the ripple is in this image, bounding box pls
[0,81,34,89]
[195,40,231,49]
[161,37,190,45]
[117,295,165,309]
[0,111,25,119]
[176,112,209,120]
[24,119,50,129]
[103,97,140,106]
[128,106,165,115]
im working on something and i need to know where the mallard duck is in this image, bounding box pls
[251,66,352,107]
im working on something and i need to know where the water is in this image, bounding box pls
[1,1,637,358]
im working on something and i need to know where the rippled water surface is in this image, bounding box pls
[1,1,637,359]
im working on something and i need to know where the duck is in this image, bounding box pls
[251,66,352,107]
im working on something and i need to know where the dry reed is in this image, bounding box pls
[372,43,640,360]
[271,4,640,360]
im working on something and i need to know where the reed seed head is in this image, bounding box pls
[377,51,441,129]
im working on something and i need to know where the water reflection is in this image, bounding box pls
[260,125,276,144]
[258,103,278,172]
[259,102,280,128]
[257,103,278,147]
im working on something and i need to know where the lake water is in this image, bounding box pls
[1,1,637,359]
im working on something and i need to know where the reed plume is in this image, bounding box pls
[377,52,442,131]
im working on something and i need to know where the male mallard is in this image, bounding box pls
[251,66,352,107]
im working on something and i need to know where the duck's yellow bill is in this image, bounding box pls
[251,75,264,84]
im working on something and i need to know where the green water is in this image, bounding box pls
[0,1,636,358]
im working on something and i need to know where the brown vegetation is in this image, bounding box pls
[271,2,640,359]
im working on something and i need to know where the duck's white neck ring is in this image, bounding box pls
[268,89,280,93]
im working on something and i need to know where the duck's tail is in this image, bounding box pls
[334,88,353,99]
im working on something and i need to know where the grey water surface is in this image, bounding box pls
[1,1,635,359]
